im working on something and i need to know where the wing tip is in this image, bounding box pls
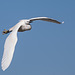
[62,21,64,24]
[58,21,64,24]
[1,62,7,71]
[1,65,6,71]
[2,68,6,71]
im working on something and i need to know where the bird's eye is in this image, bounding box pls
[25,20,30,24]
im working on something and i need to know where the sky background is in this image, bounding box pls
[0,0,75,75]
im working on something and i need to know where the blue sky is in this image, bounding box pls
[0,0,75,75]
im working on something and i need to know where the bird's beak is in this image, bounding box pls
[3,29,9,35]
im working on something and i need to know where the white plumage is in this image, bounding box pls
[1,17,64,71]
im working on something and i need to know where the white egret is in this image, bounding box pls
[1,17,64,71]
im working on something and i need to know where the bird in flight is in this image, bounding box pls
[1,17,64,71]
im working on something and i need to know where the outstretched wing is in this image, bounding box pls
[29,17,64,24]
[1,21,23,71]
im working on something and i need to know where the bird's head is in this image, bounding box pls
[24,20,30,25]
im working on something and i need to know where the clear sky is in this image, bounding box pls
[0,0,75,75]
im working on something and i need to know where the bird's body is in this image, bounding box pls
[1,17,64,71]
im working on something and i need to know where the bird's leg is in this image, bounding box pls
[3,29,10,35]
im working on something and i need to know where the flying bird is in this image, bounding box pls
[1,17,64,71]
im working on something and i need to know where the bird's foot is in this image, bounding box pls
[3,29,9,35]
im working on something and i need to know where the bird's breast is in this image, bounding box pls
[18,25,31,32]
